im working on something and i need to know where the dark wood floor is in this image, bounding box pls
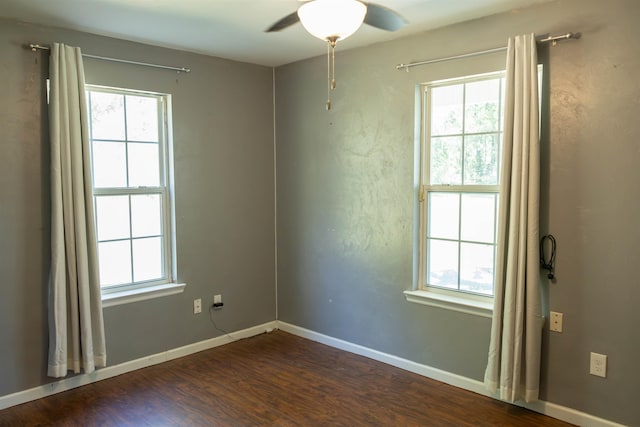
[0,330,573,426]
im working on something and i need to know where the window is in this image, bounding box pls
[411,71,506,314]
[87,86,178,299]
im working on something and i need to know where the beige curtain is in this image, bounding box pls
[48,43,106,378]
[484,33,543,403]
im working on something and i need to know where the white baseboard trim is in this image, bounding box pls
[0,321,277,411]
[276,321,624,427]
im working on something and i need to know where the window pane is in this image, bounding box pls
[98,240,132,286]
[128,143,160,187]
[430,136,462,185]
[95,195,130,241]
[427,239,458,290]
[464,79,500,133]
[431,84,463,136]
[92,141,127,188]
[460,242,494,295]
[90,92,125,140]
[126,95,159,142]
[131,194,162,238]
[460,193,496,243]
[463,134,499,185]
[132,237,163,282]
[428,192,459,240]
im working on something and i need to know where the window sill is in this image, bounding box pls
[403,289,493,318]
[102,282,186,308]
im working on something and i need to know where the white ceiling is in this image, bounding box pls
[1,0,552,67]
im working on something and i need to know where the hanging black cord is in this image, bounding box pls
[540,234,557,279]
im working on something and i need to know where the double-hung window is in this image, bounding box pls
[411,71,506,315]
[87,86,179,302]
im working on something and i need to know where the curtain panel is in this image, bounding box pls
[484,33,543,403]
[48,43,106,378]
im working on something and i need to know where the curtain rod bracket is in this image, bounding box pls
[538,32,580,46]
[29,43,47,52]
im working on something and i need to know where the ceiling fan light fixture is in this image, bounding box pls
[297,0,367,43]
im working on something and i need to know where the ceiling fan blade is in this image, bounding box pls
[265,11,300,32]
[363,2,407,31]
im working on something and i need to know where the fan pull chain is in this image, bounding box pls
[325,38,339,111]
[331,43,336,91]
[326,42,331,110]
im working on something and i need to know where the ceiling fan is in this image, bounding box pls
[266,0,407,110]
[266,0,407,36]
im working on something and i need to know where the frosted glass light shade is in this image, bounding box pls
[298,0,367,42]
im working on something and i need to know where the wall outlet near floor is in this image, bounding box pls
[193,298,202,314]
[549,311,563,332]
[214,294,222,304]
[590,352,607,378]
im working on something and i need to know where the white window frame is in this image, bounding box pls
[86,85,184,307]
[405,71,506,318]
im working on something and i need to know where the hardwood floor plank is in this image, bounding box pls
[0,331,573,426]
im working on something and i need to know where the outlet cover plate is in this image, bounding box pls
[590,352,607,378]
[193,298,202,314]
[550,311,563,332]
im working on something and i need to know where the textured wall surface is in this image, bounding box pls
[275,0,640,425]
[0,19,275,396]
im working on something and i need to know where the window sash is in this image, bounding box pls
[94,188,170,292]
[422,189,498,296]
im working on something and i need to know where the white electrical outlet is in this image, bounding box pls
[549,311,563,332]
[193,298,202,314]
[214,294,222,304]
[590,352,607,378]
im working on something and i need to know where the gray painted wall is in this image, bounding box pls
[275,0,640,425]
[0,20,275,396]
